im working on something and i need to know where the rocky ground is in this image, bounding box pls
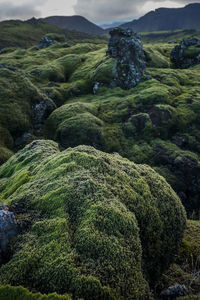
[0,28,200,299]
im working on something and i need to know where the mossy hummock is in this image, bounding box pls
[0,140,186,299]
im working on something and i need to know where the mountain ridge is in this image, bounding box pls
[120,3,200,32]
[41,15,105,35]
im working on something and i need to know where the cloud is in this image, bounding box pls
[0,1,46,21]
[74,0,200,23]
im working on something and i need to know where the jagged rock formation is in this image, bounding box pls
[38,36,54,49]
[170,38,200,68]
[107,27,146,90]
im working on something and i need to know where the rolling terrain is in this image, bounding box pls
[0,18,199,300]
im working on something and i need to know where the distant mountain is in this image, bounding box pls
[101,21,124,29]
[41,15,105,35]
[120,3,200,32]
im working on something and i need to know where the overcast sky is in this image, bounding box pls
[0,0,199,24]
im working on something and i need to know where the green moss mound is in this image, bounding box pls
[0,39,200,214]
[157,221,200,298]
[0,285,72,300]
[0,66,55,164]
[0,140,186,299]
[46,102,104,149]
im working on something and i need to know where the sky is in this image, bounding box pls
[0,0,199,24]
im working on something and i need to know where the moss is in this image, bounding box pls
[46,102,104,149]
[0,140,186,298]
[134,85,170,106]
[0,67,55,164]
[183,46,200,58]
[157,221,200,298]
[55,112,105,149]
[0,285,72,300]
[180,295,200,300]
[93,57,115,84]
[144,45,170,68]
[0,147,14,165]
[178,220,200,265]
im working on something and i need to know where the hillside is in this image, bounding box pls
[121,3,200,32]
[0,18,107,49]
[41,15,105,35]
[0,21,200,300]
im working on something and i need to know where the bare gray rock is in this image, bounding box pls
[0,207,18,264]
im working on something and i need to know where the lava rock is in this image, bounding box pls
[154,143,200,213]
[161,284,188,299]
[107,27,146,90]
[93,82,100,94]
[0,207,18,264]
[38,36,54,50]
[33,100,56,130]
[124,113,151,136]
[170,38,200,68]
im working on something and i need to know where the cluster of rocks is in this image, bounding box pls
[38,36,54,50]
[170,37,200,68]
[107,27,146,90]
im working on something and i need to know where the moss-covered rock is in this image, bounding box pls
[158,220,200,299]
[0,285,72,300]
[0,66,55,164]
[46,102,104,149]
[0,140,186,299]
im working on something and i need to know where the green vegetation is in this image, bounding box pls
[158,220,200,298]
[0,66,55,164]
[0,141,186,299]
[1,27,200,298]
[0,285,72,300]
[0,37,200,215]
[0,19,107,49]
[141,29,200,43]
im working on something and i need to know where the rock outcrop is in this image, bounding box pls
[0,207,18,264]
[170,38,200,68]
[38,36,54,49]
[161,284,188,299]
[107,27,146,89]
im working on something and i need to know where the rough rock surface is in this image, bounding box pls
[161,284,188,299]
[38,36,54,50]
[107,27,146,90]
[154,143,200,213]
[0,207,18,264]
[170,38,200,68]
[33,100,56,130]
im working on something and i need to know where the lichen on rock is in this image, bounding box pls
[170,38,200,68]
[107,27,146,89]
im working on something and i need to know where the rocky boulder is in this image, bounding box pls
[107,27,146,89]
[161,284,188,299]
[0,207,18,264]
[38,36,54,50]
[170,38,200,68]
